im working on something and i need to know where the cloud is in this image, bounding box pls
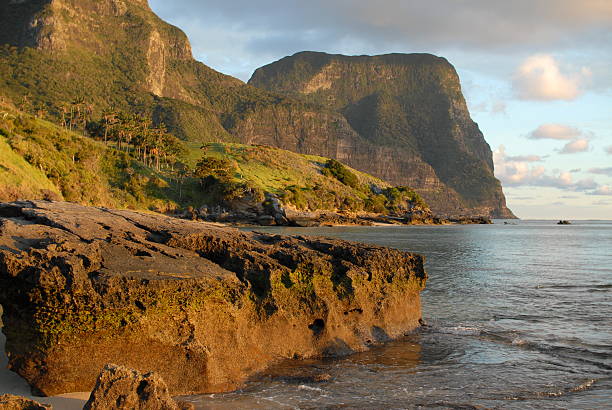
[494,146,546,185]
[494,145,599,192]
[148,0,612,81]
[469,99,507,115]
[506,154,543,162]
[589,167,612,176]
[150,1,612,50]
[605,146,612,155]
[525,124,593,154]
[513,55,591,101]
[589,186,612,196]
[559,139,590,154]
[491,100,507,115]
[528,124,582,140]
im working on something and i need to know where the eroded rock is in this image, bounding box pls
[0,394,51,410]
[0,201,426,396]
[84,364,193,410]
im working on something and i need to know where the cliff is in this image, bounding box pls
[0,0,514,217]
[249,52,515,218]
[0,201,426,396]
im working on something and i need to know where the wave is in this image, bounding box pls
[503,378,600,401]
[423,324,612,372]
[429,326,482,336]
[536,284,612,290]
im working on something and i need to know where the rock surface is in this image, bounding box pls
[0,394,51,410]
[0,201,426,396]
[84,364,193,410]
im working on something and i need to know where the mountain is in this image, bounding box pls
[0,0,353,145]
[249,52,515,218]
[0,0,514,218]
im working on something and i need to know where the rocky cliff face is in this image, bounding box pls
[249,52,514,218]
[0,1,514,217]
[0,201,426,396]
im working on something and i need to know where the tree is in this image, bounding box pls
[101,109,118,144]
[322,159,359,188]
[193,157,236,187]
[175,162,190,200]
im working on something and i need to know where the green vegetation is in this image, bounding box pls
[0,100,189,210]
[322,159,359,189]
[0,99,427,216]
[197,142,428,214]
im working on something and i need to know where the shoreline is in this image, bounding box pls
[189,212,495,228]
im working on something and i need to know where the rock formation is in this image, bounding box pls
[249,52,515,218]
[0,0,514,218]
[84,364,193,410]
[0,394,51,410]
[0,201,426,396]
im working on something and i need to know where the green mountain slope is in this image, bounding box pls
[0,99,428,221]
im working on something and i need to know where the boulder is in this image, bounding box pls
[256,215,276,226]
[0,394,51,410]
[0,201,426,396]
[84,364,193,410]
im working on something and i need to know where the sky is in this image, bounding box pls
[149,0,612,219]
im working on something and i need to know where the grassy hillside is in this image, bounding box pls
[0,100,428,217]
[197,142,426,213]
[0,100,179,210]
[0,133,61,201]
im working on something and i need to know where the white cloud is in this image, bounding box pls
[559,138,590,154]
[494,145,599,192]
[525,124,593,155]
[149,0,612,86]
[590,186,612,196]
[513,55,591,101]
[605,145,612,155]
[506,154,543,162]
[494,146,545,185]
[528,124,582,140]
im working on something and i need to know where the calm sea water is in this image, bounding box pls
[185,220,612,409]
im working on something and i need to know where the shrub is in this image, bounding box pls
[323,159,359,189]
[194,156,236,181]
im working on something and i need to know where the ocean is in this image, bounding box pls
[185,220,612,409]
